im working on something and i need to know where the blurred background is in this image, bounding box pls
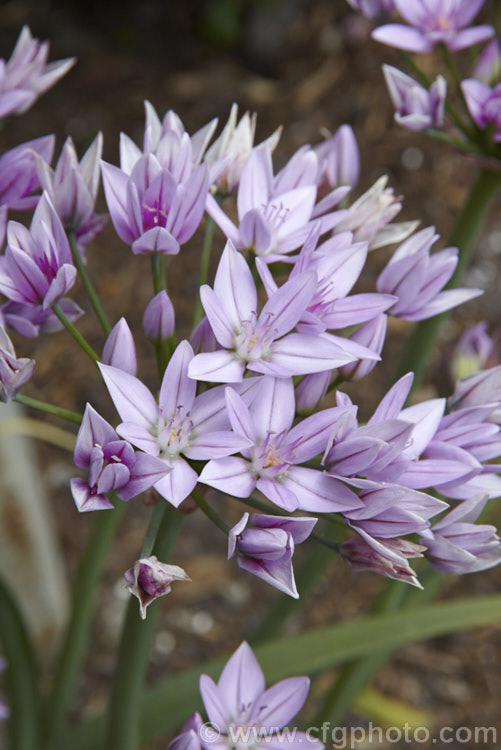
[0,1,500,748]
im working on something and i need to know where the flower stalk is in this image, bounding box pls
[67,230,111,335]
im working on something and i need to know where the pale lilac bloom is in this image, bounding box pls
[448,367,501,419]
[256,229,396,335]
[383,65,446,131]
[204,103,282,194]
[199,641,323,750]
[0,192,76,311]
[0,26,75,119]
[344,484,447,539]
[461,78,501,141]
[0,135,54,212]
[102,318,137,375]
[167,714,203,750]
[35,133,107,256]
[190,315,218,354]
[0,324,34,401]
[205,147,347,263]
[342,530,425,587]
[188,242,357,383]
[346,0,395,19]
[314,124,360,190]
[324,379,416,483]
[451,322,498,381]
[421,495,501,574]
[372,0,494,53]
[334,176,419,250]
[143,290,175,341]
[474,39,501,85]
[102,151,209,256]
[199,377,363,514]
[70,404,169,512]
[0,297,83,339]
[99,340,251,506]
[120,101,218,173]
[125,555,190,619]
[228,513,317,598]
[339,314,387,380]
[377,226,482,321]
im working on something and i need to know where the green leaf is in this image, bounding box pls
[59,594,501,750]
[0,577,40,750]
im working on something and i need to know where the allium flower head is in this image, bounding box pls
[0,324,34,402]
[206,147,347,263]
[334,176,418,250]
[342,531,425,587]
[200,376,363,513]
[204,103,282,195]
[461,79,501,141]
[188,242,358,383]
[199,641,323,750]
[0,136,54,214]
[125,555,190,619]
[70,404,170,512]
[383,65,446,131]
[0,26,75,119]
[0,192,76,311]
[100,340,251,506]
[35,133,107,255]
[377,226,482,321]
[373,0,494,53]
[228,513,317,598]
[421,495,501,574]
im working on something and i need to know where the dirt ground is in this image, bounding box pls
[0,1,500,748]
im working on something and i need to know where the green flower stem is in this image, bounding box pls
[51,302,100,364]
[191,486,229,534]
[0,577,40,750]
[150,253,174,373]
[192,216,216,328]
[107,505,184,750]
[397,167,501,387]
[151,252,168,295]
[314,569,445,727]
[426,128,485,157]
[67,231,112,335]
[14,394,82,424]
[440,43,474,125]
[44,501,126,748]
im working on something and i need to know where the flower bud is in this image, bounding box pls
[124,555,190,619]
[0,325,35,402]
[142,291,175,342]
[101,318,137,375]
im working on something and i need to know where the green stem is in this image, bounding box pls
[51,303,100,364]
[397,168,501,387]
[0,578,40,750]
[441,43,474,125]
[14,394,82,424]
[192,216,216,327]
[107,506,184,750]
[150,254,173,373]
[151,253,167,295]
[426,129,485,157]
[191,486,229,533]
[44,502,126,748]
[67,231,111,335]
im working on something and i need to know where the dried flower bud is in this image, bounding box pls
[124,555,190,619]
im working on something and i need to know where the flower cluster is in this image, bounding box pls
[0,18,500,624]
